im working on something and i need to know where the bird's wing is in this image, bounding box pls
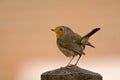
[86,42,95,48]
[58,39,85,55]
[70,33,95,49]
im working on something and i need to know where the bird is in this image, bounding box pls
[51,26,100,66]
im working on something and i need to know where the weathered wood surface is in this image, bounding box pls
[41,65,103,80]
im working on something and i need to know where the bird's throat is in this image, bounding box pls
[56,32,64,38]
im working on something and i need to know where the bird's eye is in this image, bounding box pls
[60,28,63,31]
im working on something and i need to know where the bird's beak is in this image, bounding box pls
[51,29,55,32]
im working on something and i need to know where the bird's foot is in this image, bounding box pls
[60,64,76,69]
[68,64,76,67]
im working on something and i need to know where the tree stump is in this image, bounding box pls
[41,65,103,80]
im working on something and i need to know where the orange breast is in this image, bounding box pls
[56,32,64,38]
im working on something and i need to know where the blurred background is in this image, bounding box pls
[0,0,120,80]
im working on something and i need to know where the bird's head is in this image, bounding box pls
[51,26,73,38]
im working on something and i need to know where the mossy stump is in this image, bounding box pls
[41,65,102,80]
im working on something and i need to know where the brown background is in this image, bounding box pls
[0,0,120,80]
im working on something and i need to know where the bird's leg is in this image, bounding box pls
[67,56,75,66]
[75,54,81,66]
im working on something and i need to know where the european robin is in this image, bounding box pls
[51,26,100,66]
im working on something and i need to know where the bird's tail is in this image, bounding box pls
[84,28,100,38]
[80,28,100,49]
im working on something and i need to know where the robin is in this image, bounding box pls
[51,26,100,66]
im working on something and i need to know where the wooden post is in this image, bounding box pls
[41,65,103,80]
